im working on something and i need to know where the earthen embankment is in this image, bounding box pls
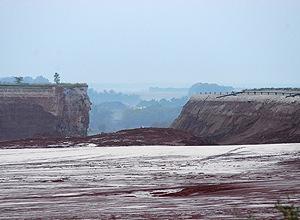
[172,93,300,144]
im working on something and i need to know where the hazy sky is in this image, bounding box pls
[0,0,299,87]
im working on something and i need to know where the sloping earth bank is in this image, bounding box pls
[172,94,300,144]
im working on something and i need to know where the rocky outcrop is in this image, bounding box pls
[172,94,300,144]
[0,84,90,141]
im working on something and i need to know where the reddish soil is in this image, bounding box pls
[0,127,213,149]
[154,183,249,197]
[0,145,299,219]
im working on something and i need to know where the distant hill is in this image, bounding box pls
[88,88,141,106]
[89,97,188,134]
[0,76,50,84]
[149,87,188,93]
[188,83,234,96]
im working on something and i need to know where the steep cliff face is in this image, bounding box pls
[58,86,91,137]
[171,94,300,144]
[0,84,90,141]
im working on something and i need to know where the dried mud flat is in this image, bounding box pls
[0,144,299,219]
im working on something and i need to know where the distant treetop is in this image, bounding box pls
[54,73,60,84]
[0,76,50,84]
[14,76,24,84]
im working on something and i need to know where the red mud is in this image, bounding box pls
[0,127,213,149]
[154,183,249,197]
[0,145,299,219]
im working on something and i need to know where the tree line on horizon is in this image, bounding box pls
[0,73,61,85]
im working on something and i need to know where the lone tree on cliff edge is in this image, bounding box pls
[54,73,60,84]
[14,76,23,84]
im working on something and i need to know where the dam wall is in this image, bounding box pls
[0,84,91,141]
[171,93,300,144]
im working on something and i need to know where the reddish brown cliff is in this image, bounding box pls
[0,84,90,141]
[171,94,300,144]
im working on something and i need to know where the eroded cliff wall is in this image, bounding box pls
[0,84,90,141]
[171,94,300,144]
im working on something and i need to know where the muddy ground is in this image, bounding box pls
[0,128,212,149]
[0,144,299,219]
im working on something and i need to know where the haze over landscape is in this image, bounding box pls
[1,0,300,88]
[0,1,300,219]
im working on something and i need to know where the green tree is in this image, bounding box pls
[54,73,60,84]
[14,77,23,84]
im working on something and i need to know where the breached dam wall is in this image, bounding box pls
[0,84,91,141]
[171,94,300,144]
